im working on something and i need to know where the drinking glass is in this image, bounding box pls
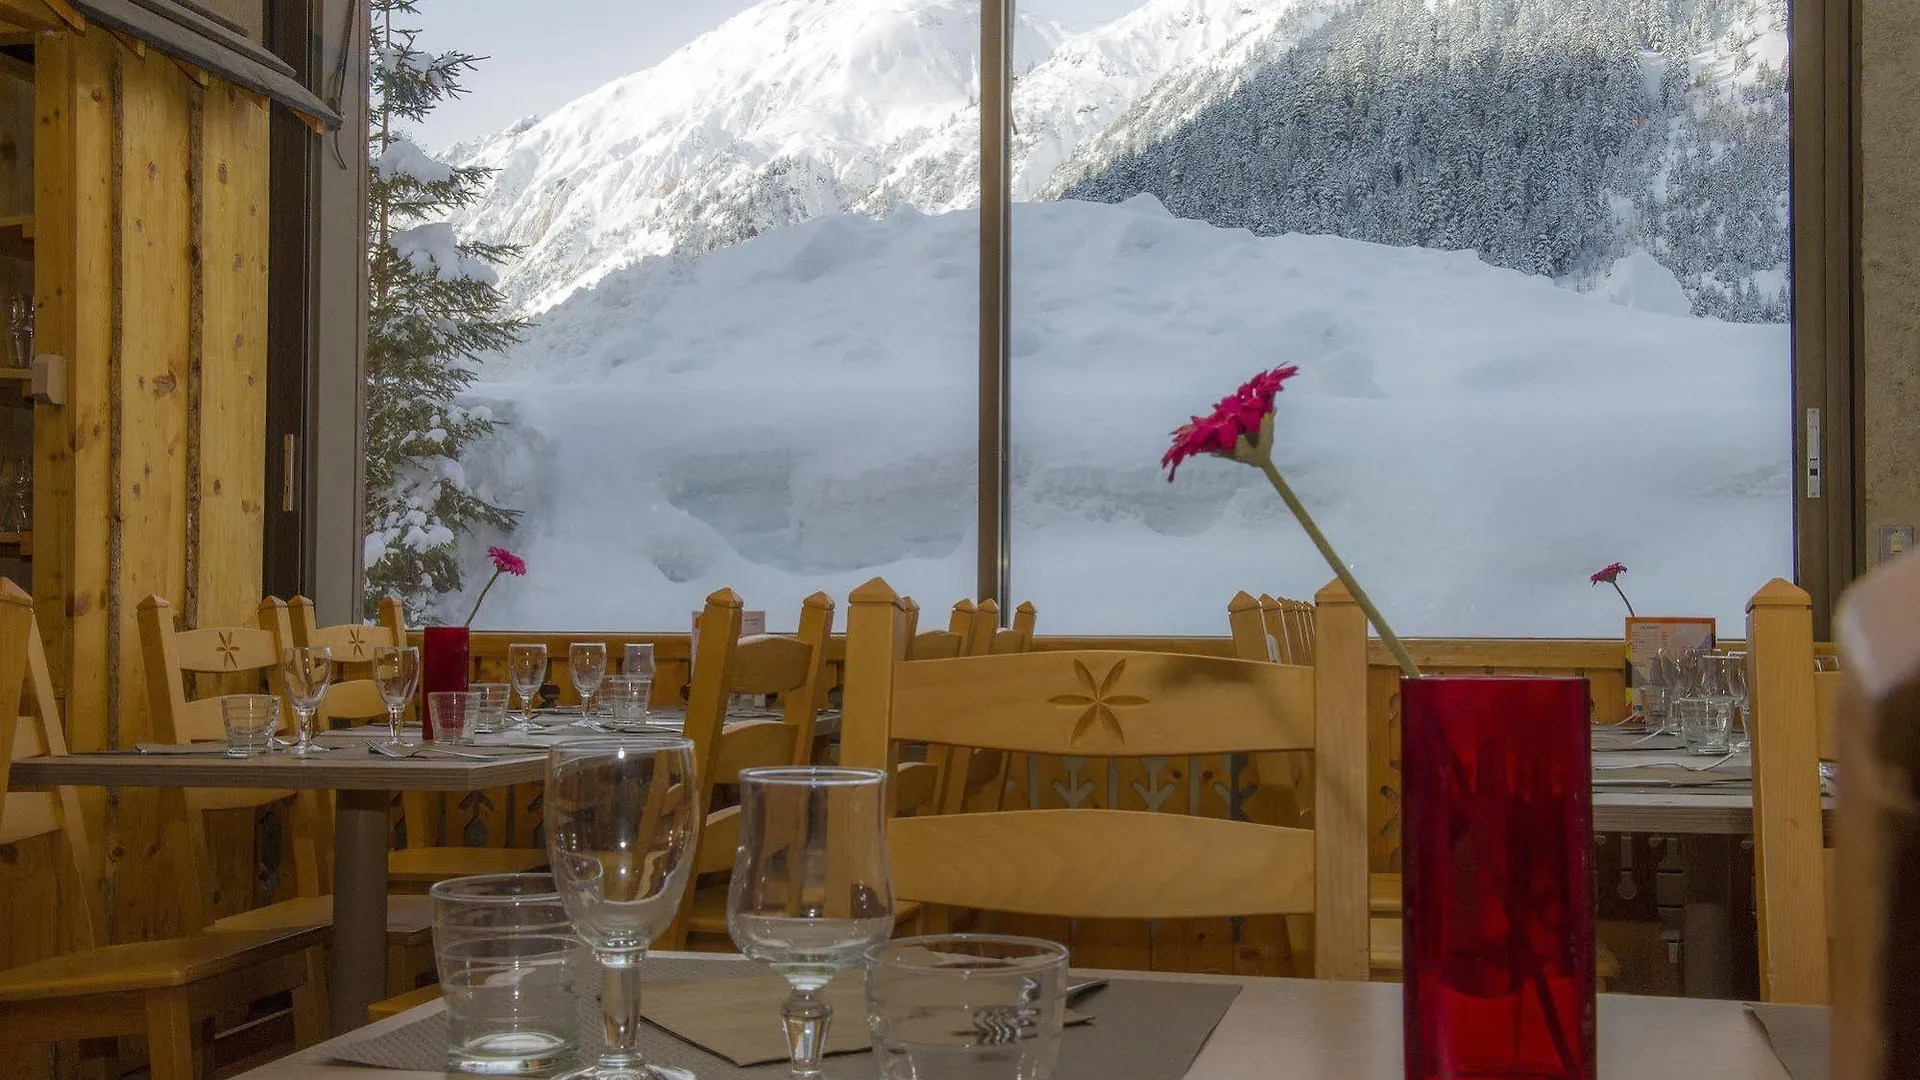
[431,873,581,1074]
[623,644,656,681]
[546,736,702,1080]
[372,645,420,746]
[470,682,511,734]
[866,935,1070,1080]
[1724,650,1751,752]
[728,767,894,1079]
[221,694,278,758]
[508,643,548,730]
[282,646,333,756]
[430,691,472,745]
[1679,652,1736,755]
[570,643,608,717]
[602,676,651,731]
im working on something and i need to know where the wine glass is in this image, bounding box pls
[508,643,548,731]
[624,643,656,682]
[546,736,702,1080]
[1724,650,1751,751]
[570,642,608,718]
[728,767,894,1079]
[282,646,334,756]
[372,645,420,746]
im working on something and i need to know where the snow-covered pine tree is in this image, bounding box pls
[364,0,529,622]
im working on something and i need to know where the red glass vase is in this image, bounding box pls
[420,626,470,741]
[1402,676,1595,1080]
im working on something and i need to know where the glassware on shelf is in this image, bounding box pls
[507,643,547,731]
[546,735,701,1080]
[372,645,420,746]
[6,293,30,371]
[727,766,894,1080]
[282,646,334,756]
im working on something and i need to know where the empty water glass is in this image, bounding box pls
[507,643,548,730]
[431,874,581,1075]
[429,691,471,745]
[283,646,334,756]
[1681,652,1737,755]
[569,643,607,716]
[729,767,894,1079]
[866,935,1070,1080]
[470,683,511,734]
[602,675,651,731]
[623,643,656,681]
[221,694,278,758]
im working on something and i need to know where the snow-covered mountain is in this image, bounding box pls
[451,0,1309,315]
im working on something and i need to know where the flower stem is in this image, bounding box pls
[1256,458,1421,678]
[463,569,502,628]
[1611,582,1636,619]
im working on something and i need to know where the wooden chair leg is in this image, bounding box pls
[76,1036,120,1080]
[142,989,203,1080]
[386,941,435,996]
[292,945,331,1047]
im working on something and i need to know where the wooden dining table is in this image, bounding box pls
[244,954,1815,1080]
[1588,728,1834,998]
[7,739,548,1033]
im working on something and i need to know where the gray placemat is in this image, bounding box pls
[1747,1003,1829,1080]
[329,955,1239,1079]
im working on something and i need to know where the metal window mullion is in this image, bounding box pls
[977,0,1012,616]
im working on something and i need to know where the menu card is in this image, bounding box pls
[1624,616,1717,720]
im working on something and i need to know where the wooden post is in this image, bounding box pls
[1227,590,1266,661]
[1747,578,1829,1003]
[840,578,905,784]
[1312,578,1370,980]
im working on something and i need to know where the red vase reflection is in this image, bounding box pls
[420,626,470,741]
[1402,676,1595,1080]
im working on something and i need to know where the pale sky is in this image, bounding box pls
[410,0,1143,150]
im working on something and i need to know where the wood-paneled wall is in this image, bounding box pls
[0,31,272,1074]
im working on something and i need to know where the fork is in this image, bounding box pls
[369,742,496,762]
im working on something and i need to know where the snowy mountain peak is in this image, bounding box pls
[453,0,1312,315]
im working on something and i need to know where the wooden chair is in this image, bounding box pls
[1747,578,1836,1004]
[1232,590,1622,985]
[844,576,1371,978]
[664,588,835,948]
[0,581,328,1078]
[287,597,547,892]
[935,597,1039,815]
[137,595,436,996]
[1832,550,1920,1078]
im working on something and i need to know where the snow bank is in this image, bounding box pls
[1599,249,1693,316]
[448,197,1790,639]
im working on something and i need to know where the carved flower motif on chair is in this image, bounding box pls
[345,627,368,659]
[215,631,241,669]
[1050,658,1148,745]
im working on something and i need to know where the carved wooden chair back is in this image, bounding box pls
[1748,578,1837,1005]
[0,579,105,948]
[138,594,326,924]
[668,588,834,945]
[288,595,407,729]
[843,576,1370,979]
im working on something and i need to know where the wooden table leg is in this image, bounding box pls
[331,788,392,1031]
[1681,834,1734,998]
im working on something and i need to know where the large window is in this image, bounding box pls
[364,0,978,630]
[364,0,1800,638]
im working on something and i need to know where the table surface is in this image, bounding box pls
[1588,731,1835,835]
[245,954,1812,1080]
[5,744,546,791]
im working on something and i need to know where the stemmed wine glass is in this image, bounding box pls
[282,646,334,756]
[1724,650,1751,751]
[508,643,548,731]
[570,643,608,719]
[546,736,702,1080]
[728,767,894,1079]
[372,645,420,746]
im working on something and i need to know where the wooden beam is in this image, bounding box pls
[0,0,74,32]
[0,50,33,85]
[106,27,144,57]
[168,55,208,86]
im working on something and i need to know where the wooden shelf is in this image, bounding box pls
[0,213,30,261]
[0,531,30,558]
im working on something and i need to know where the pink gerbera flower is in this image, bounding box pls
[489,546,527,576]
[1161,364,1299,480]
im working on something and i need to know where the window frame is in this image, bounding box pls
[306,0,1859,635]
